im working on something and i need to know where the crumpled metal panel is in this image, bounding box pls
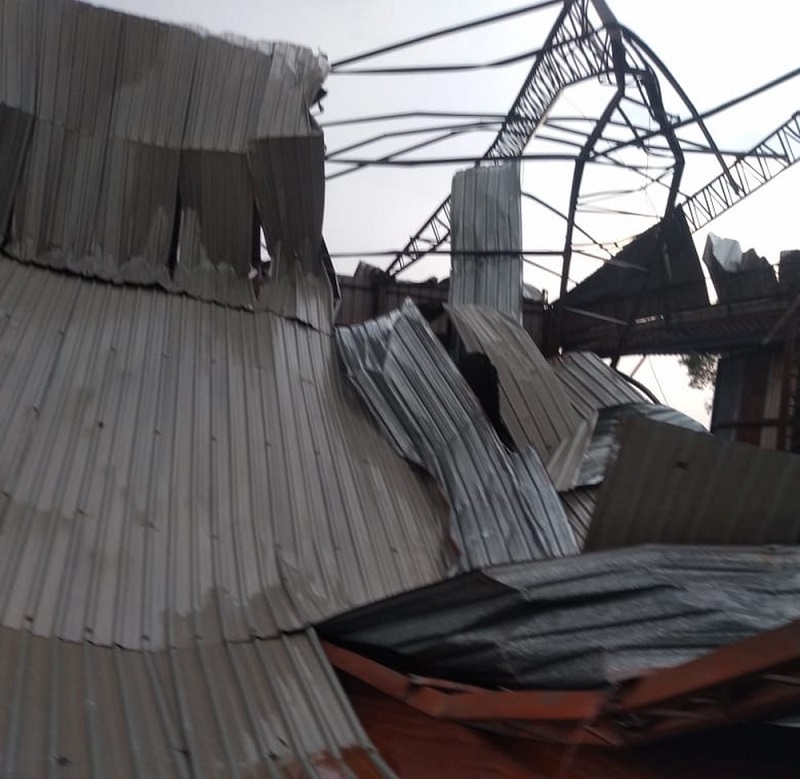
[446,304,581,461]
[703,233,779,304]
[321,545,800,690]
[586,417,800,550]
[336,301,579,569]
[0,626,394,778]
[449,163,523,321]
[0,0,331,325]
[0,258,453,650]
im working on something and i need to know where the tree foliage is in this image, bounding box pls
[679,353,718,390]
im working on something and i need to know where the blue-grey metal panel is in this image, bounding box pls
[336,300,578,569]
[321,544,800,690]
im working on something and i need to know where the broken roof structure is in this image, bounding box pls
[1,0,799,776]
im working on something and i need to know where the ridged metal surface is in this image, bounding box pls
[446,304,580,461]
[0,258,453,650]
[322,544,800,690]
[448,164,523,321]
[336,301,578,569]
[586,417,800,550]
[575,404,707,489]
[560,487,598,548]
[550,351,645,422]
[0,626,393,778]
[0,0,331,324]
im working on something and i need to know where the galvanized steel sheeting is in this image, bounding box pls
[586,417,800,550]
[0,0,331,325]
[336,301,578,568]
[449,163,523,321]
[446,304,581,460]
[322,545,800,689]
[0,626,393,777]
[0,259,453,649]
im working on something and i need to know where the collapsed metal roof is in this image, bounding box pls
[1,0,799,775]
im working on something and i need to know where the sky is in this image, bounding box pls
[92,0,800,423]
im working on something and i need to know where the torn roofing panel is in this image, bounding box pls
[321,545,800,690]
[446,303,581,460]
[336,300,579,569]
[449,163,523,321]
[0,626,393,778]
[0,0,331,323]
[0,258,453,650]
[703,233,779,304]
[585,417,800,551]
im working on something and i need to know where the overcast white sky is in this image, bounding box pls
[93,0,800,423]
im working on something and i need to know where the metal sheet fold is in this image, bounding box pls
[322,545,800,690]
[336,300,579,569]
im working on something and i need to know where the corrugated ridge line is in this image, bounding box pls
[0,259,452,650]
[337,301,578,569]
[447,304,581,459]
[550,351,645,421]
[1,0,329,315]
[586,416,800,551]
[0,626,392,778]
[324,545,800,689]
[449,163,523,321]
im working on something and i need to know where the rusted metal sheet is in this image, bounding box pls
[0,258,454,649]
[321,545,800,690]
[0,626,391,778]
[348,677,800,779]
[0,0,330,323]
[711,349,790,450]
[334,619,800,758]
[449,163,523,321]
[586,417,800,550]
[336,300,578,568]
[446,304,581,460]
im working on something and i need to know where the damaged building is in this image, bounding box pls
[0,0,799,776]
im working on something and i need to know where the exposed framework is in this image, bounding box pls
[325,2,798,314]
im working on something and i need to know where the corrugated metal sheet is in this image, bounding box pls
[449,163,523,321]
[560,487,598,547]
[575,404,707,489]
[0,625,393,777]
[322,544,800,689]
[336,301,579,568]
[0,0,331,324]
[0,258,454,649]
[547,352,649,491]
[586,417,800,550]
[446,304,581,461]
[550,351,645,421]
